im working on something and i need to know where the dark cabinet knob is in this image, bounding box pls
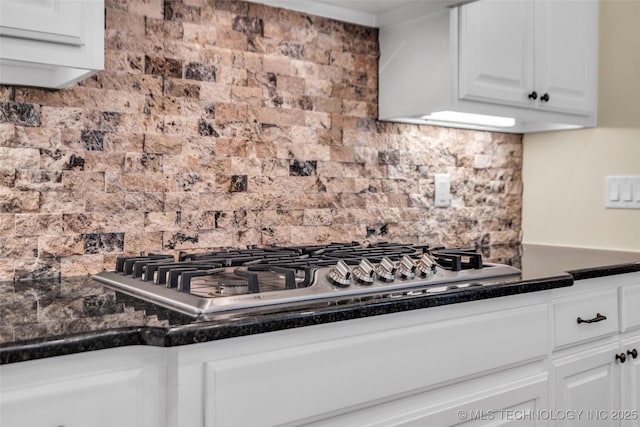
[628,349,638,359]
[528,91,538,100]
[616,353,627,363]
[540,93,550,102]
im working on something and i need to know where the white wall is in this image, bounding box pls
[522,0,640,252]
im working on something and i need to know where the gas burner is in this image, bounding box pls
[93,242,522,318]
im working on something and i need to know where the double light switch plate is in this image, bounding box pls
[605,176,640,209]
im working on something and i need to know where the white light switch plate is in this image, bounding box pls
[605,176,640,209]
[434,173,450,208]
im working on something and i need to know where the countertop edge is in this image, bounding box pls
[567,262,640,281]
[0,275,572,364]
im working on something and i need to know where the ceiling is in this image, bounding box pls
[311,0,422,15]
[248,0,467,27]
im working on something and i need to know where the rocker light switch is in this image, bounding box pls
[434,174,451,208]
[608,180,620,201]
[621,182,633,201]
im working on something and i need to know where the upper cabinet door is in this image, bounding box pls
[0,0,83,45]
[458,0,535,108]
[534,0,599,115]
[0,0,103,88]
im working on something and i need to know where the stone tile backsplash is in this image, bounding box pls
[0,0,522,280]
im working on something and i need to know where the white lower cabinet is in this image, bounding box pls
[0,346,166,427]
[554,342,622,427]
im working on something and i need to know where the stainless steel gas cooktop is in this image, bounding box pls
[92,242,522,318]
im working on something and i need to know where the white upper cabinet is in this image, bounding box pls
[379,0,599,133]
[459,0,597,117]
[0,0,104,89]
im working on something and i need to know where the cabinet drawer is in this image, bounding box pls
[553,288,618,349]
[621,283,640,332]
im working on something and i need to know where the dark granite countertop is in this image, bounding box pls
[1,244,639,364]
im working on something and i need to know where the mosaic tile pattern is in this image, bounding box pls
[0,0,523,280]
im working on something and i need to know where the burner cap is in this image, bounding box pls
[219,280,250,295]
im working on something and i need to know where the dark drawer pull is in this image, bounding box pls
[577,313,607,324]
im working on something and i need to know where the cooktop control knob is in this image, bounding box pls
[417,253,437,277]
[397,255,416,279]
[328,260,352,287]
[375,256,396,281]
[353,259,375,285]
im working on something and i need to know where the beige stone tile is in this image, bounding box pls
[0,188,39,214]
[124,231,163,253]
[14,170,63,192]
[230,86,263,105]
[0,236,38,258]
[39,235,84,257]
[214,103,248,124]
[182,22,217,45]
[0,214,14,236]
[263,55,296,76]
[144,212,180,232]
[124,192,164,212]
[0,123,15,145]
[61,254,105,276]
[0,258,15,281]
[15,214,62,236]
[62,171,105,193]
[216,67,248,87]
[85,192,126,212]
[303,208,332,226]
[144,134,184,155]
[106,7,145,35]
[0,147,39,169]
[260,226,291,246]
[305,111,331,129]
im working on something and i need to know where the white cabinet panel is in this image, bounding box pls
[0,0,83,45]
[2,369,144,427]
[0,346,165,427]
[0,0,104,88]
[308,371,549,427]
[203,305,548,427]
[621,336,640,426]
[554,343,622,427]
[621,283,640,333]
[534,0,598,115]
[458,0,534,108]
